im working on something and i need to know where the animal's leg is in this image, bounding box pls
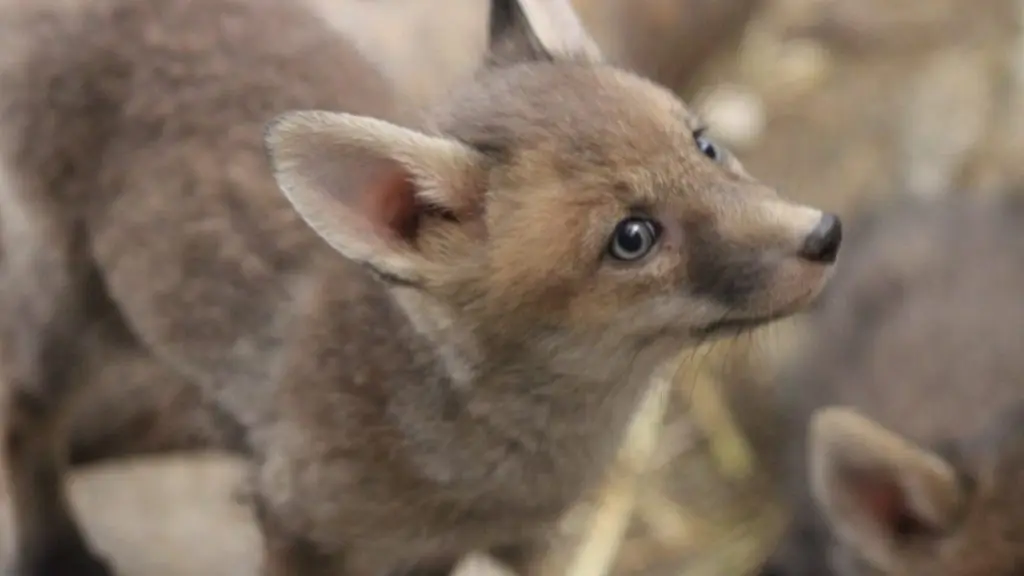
[252,493,345,576]
[66,315,244,466]
[0,202,112,575]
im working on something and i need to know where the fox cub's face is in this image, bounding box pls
[803,405,1024,576]
[265,0,840,362]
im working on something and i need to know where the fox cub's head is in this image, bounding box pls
[265,0,841,371]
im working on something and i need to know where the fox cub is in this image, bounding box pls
[0,0,841,574]
[759,195,1024,576]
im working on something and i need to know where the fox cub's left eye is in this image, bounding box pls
[608,217,661,262]
[694,129,720,162]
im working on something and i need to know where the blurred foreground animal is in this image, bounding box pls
[759,194,1024,576]
[0,0,842,574]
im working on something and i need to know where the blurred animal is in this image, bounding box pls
[574,0,764,97]
[758,193,1024,576]
[0,0,841,574]
[322,0,763,110]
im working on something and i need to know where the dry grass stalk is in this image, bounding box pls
[543,360,677,576]
[679,343,756,482]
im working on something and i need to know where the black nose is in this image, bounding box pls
[799,212,842,263]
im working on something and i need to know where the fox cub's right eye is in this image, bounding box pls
[607,217,661,262]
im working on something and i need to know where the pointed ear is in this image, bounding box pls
[264,110,487,283]
[809,407,967,573]
[487,0,603,66]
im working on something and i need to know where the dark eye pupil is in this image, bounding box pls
[618,223,645,252]
[609,217,659,261]
[698,136,718,160]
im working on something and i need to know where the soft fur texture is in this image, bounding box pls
[760,194,1024,576]
[0,0,840,574]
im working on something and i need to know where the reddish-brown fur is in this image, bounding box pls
[0,0,840,574]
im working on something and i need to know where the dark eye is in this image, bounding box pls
[694,130,720,161]
[608,217,660,261]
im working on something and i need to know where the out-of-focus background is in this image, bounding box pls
[3,0,1022,574]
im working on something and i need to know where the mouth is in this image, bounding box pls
[693,296,813,339]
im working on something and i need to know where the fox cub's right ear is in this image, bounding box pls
[487,0,603,65]
[264,111,488,284]
[809,407,967,574]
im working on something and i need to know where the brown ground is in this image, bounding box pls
[3,0,1022,574]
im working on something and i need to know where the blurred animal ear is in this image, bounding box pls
[487,0,603,66]
[265,110,487,284]
[809,407,967,573]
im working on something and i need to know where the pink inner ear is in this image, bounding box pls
[844,468,922,537]
[854,475,903,526]
[362,162,420,243]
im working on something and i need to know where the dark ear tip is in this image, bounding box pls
[488,0,518,41]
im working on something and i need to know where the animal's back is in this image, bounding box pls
[0,0,406,432]
[0,0,398,245]
[764,193,1024,575]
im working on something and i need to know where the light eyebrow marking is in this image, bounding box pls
[685,111,707,135]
